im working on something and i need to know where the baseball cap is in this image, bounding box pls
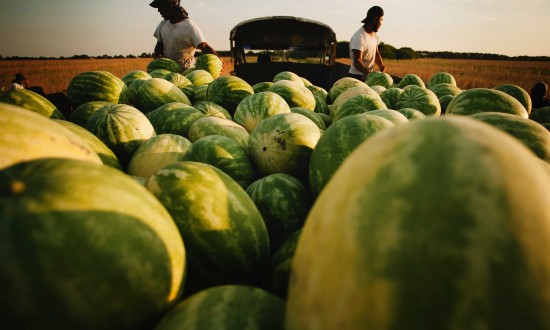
[361,6,384,23]
[149,0,179,8]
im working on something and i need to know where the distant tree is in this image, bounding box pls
[127,54,137,58]
[396,47,417,60]
[379,42,397,59]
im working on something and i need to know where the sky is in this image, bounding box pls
[0,0,549,58]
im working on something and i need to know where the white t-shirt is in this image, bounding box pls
[348,26,380,75]
[154,18,207,69]
[10,82,25,91]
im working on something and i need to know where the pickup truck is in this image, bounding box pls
[229,16,351,90]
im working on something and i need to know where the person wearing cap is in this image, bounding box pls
[150,0,221,70]
[348,6,386,81]
[531,82,550,110]
[10,73,29,91]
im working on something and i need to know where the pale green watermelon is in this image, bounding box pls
[147,57,182,74]
[333,93,388,122]
[149,69,173,79]
[183,135,257,188]
[121,70,152,86]
[252,81,274,93]
[427,71,457,89]
[307,85,328,102]
[366,71,393,89]
[0,158,185,330]
[69,101,113,127]
[273,71,305,86]
[124,79,148,108]
[446,88,528,118]
[188,116,250,150]
[288,116,550,330]
[135,78,191,113]
[327,77,365,104]
[269,80,316,110]
[66,71,127,107]
[429,83,462,99]
[366,109,409,125]
[330,85,382,118]
[0,89,64,119]
[233,91,291,133]
[398,73,425,88]
[127,134,192,178]
[145,102,204,138]
[186,69,214,86]
[248,112,321,180]
[195,54,224,79]
[163,72,193,89]
[192,100,232,120]
[494,84,532,114]
[398,107,428,120]
[145,161,270,294]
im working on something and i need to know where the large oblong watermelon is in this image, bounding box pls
[66,71,127,107]
[0,89,64,119]
[207,75,254,114]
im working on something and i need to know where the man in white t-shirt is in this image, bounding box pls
[348,6,386,81]
[150,0,221,70]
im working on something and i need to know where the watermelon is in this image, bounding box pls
[192,84,209,102]
[366,109,409,125]
[307,85,328,102]
[313,95,330,115]
[396,85,441,116]
[180,85,195,102]
[333,93,388,122]
[86,103,156,168]
[317,112,333,129]
[147,57,182,74]
[207,75,254,114]
[398,73,425,88]
[52,119,122,170]
[149,69,172,79]
[127,134,192,178]
[121,70,152,86]
[192,100,232,119]
[0,89,64,119]
[195,54,224,79]
[263,230,301,299]
[446,88,528,118]
[380,87,404,109]
[268,80,316,110]
[330,84,380,117]
[246,174,312,251]
[234,91,291,133]
[327,77,364,104]
[273,71,305,86]
[145,161,270,294]
[186,69,214,86]
[183,135,257,188]
[301,77,313,87]
[252,81,273,93]
[188,116,250,150]
[155,285,285,330]
[0,158,185,330]
[470,112,550,162]
[427,71,457,88]
[287,116,550,330]
[135,78,191,113]
[291,107,326,131]
[69,101,113,127]
[308,113,395,197]
[429,83,462,99]
[145,102,204,138]
[163,72,193,89]
[365,71,393,89]
[248,112,322,180]
[124,79,148,107]
[494,83,532,114]
[439,95,454,114]
[370,85,387,94]
[398,107,428,120]
[0,104,101,171]
[66,71,127,107]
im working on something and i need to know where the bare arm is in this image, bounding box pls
[375,46,385,72]
[197,42,220,58]
[351,49,371,76]
[153,41,164,59]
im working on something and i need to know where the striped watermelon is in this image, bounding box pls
[252,81,274,93]
[447,88,528,118]
[268,80,316,111]
[147,57,182,74]
[313,95,330,115]
[53,119,122,170]
[121,70,152,86]
[396,85,441,116]
[183,135,257,188]
[327,77,364,104]
[155,285,285,330]
[185,69,214,86]
[207,75,254,114]
[246,174,312,251]
[398,73,425,88]
[429,83,462,99]
[0,89,64,119]
[195,54,224,79]
[330,85,382,118]
[69,101,113,127]
[291,107,326,131]
[307,85,328,102]
[188,116,250,150]
[287,116,550,329]
[124,79,148,107]
[192,84,209,102]
[263,229,301,299]
[233,91,291,133]
[308,113,395,197]
[0,104,102,170]
[398,107,428,120]
[366,109,409,125]
[66,71,127,107]
[145,102,204,138]
[135,78,191,113]
[273,71,305,86]
[0,158,185,330]
[145,161,270,294]
[333,94,388,122]
[470,111,550,162]
[149,69,172,78]
[365,71,393,89]
[439,94,455,114]
[192,101,232,120]
[127,134,192,178]
[86,104,156,168]
[163,72,193,89]
[494,84,532,114]
[380,87,404,109]
[248,112,321,180]
[427,71,457,88]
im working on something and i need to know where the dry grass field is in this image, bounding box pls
[1,57,549,97]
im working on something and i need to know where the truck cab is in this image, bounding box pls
[229,16,350,90]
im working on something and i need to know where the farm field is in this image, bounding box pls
[1,57,549,95]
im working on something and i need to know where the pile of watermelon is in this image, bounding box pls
[2,54,550,329]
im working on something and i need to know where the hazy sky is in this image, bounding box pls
[0,0,549,58]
